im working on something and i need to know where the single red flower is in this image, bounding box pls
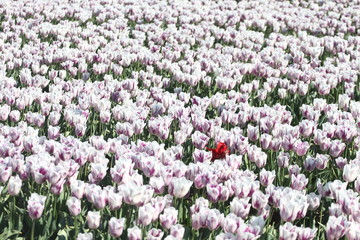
[206,142,229,161]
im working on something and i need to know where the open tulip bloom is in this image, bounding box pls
[206,142,230,161]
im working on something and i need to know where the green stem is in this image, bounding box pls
[118,207,122,219]
[31,220,35,240]
[177,198,183,223]
[53,195,57,220]
[140,225,146,239]
[9,196,14,230]
[74,215,79,238]
[94,229,97,240]
[182,199,186,225]
[244,154,249,170]
[13,196,16,229]
[319,201,324,226]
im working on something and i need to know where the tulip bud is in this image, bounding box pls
[304,156,316,171]
[89,163,108,184]
[76,233,93,240]
[0,104,10,121]
[335,157,347,170]
[170,224,185,239]
[329,140,346,158]
[279,200,298,222]
[295,141,310,156]
[329,203,343,217]
[299,120,315,137]
[291,174,308,190]
[108,217,125,238]
[86,211,101,229]
[260,133,272,150]
[326,216,349,240]
[49,111,60,126]
[296,226,317,240]
[339,94,350,110]
[205,209,223,231]
[277,152,290,168]
[191,212,202,230]
[269,137,282,151]
[230,197,251,219]
[251,190,268,210]
[70,180,86,199]
[51,180,65,195]
[66,197,81,216]
[355,177,360,193]
[307,192,321,211]
[192,149,212,164]
[27,193,46,219]
[147,228,164,240]
[0,164,12,183]
[346,221,360,240]
[173,130,187,145]
[343,163,359,182]
[138,203,157,226]
[279,222,297,240]
[315,154,330,170]
[159,207,178,229]
[48,126,60,140]
[259,169,275,187]
[191,131,210,149]
[9,110,21,122]
[100,111,111,123]
[128,226,142,240]
[75,124,86,137]
[221,213,241,234]
[278,88,287,99]
[8,175,22,196]
[288,164,301,177]
[92,189,107,210]
[107,191,122,211]
[168,177,193,198]
[247,125,259,142]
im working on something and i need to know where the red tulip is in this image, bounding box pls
[206,142,229,161]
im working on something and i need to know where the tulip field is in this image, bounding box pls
[1,0,360,239]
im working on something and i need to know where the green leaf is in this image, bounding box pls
[15,205,26,214]
[0,229,21,239]
[17,215,23,233]
[40,213,54,239]
[55,229,68,240]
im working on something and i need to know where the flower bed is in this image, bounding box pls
[0,0,360,239]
